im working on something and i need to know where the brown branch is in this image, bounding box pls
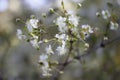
[74,35,120,60]
[53,30,74,80]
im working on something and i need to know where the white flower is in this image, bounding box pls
[30,36,39,48]
[67,10,79,27]
[30,39,39,48]
[46,45,54,55]
[26,21,33,32]
[61,40,66,48]
[55,34,68,55]
[41,67,52,76]
[55,16,68,33]
[101,10,111,19]
[81,25,93,33]
[81,25,93,39]
[56,46,67,55]
[68,14,79,27]
[55,34,69,41]
[39,54,49,67]
[17,29,26,40]
[26,18,39,32]
[39,54,52,76]
[110,21,119,30]
[30,19,39,28]
[66,11,79,33]
[39,54,48,61]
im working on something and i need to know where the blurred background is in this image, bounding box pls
[0,0,120,80]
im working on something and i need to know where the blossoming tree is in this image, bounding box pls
[16,0,119,80]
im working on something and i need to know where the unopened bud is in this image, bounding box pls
[85,43,89,48]
[44,39,48,43]
[96,12,101,17]
[49,8,54,13]
[16,18,20,22]
[77,3,82,8]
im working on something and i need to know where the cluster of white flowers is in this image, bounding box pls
[55,34,69,42]
[29,36,39,49]
[17,18,42,49]
[68,13,79,35]
[80,24,93,39]
[26,18,39,32]
[55,34,69,55]
[54,10,80,55]
[16,0,120,77]
[68,12,79,25]
[101,10,111,19]
[96,10,119,31]
[46,45,54,55]
[110,21,119,30]
[16,1,95,77]
[38,54,52,76]
[96,10,111,19]
[17,29,26,40]
[55,16,68,33]
[55,10,79,34]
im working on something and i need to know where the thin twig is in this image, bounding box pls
[74,35,120,60]
[53,30,74,80]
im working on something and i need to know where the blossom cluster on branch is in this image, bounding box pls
[16,0,119,77]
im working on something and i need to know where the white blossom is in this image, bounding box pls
[68,14,79,27]
[39,54,52,76]
[101,10,111,19]
[46,45,54,55]
[55,16,68,33]
[26,18,39,32]
[41,67,52,76]
[55,34,69,41]
[56,46,67,55]
[81,25,93,33]
[38,54,49,68]
[81,24,93,39]
[110,21,119,30]
[30,19,39,28]
[66,10,79,33]
[67,10,79,27]
[61,40,66,48]
[30,36,39,48]
[39,54,48,63]
[55,34,68,55]
[30,39,39,48]
[26,21,33,32]
[17,29,26,40]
